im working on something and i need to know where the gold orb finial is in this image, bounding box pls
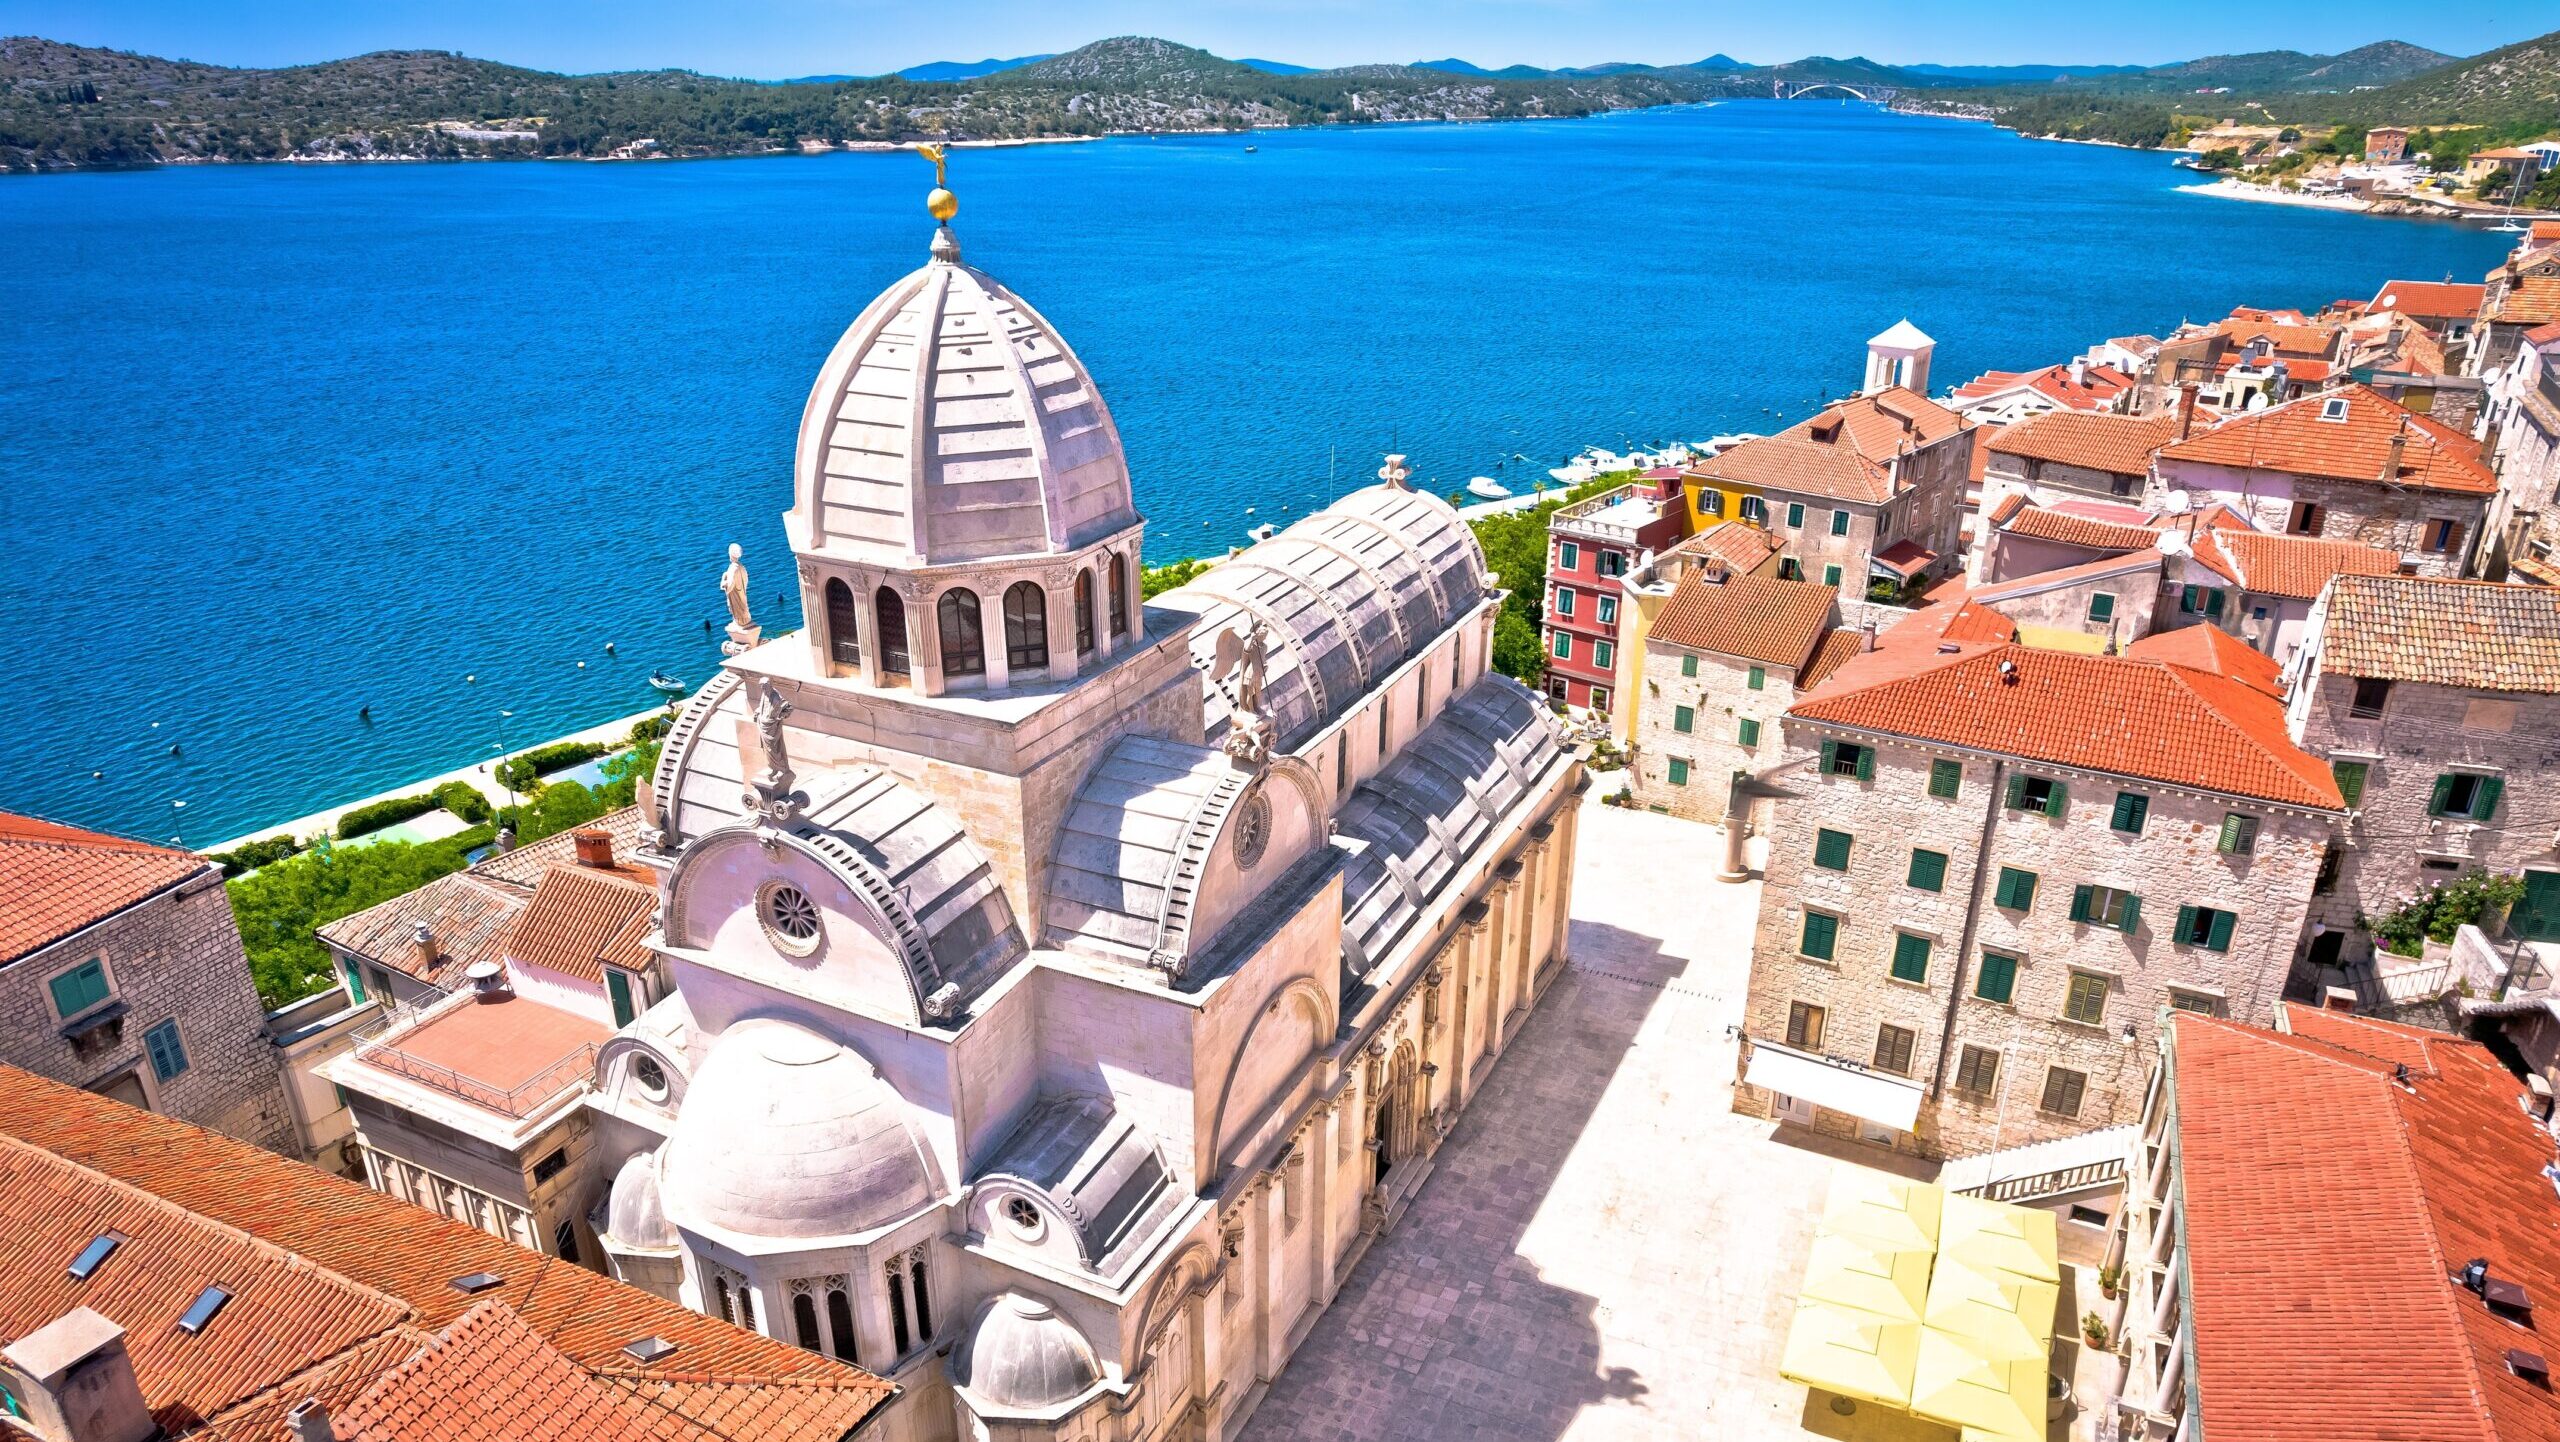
[917,144,957,221]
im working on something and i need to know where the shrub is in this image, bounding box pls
[228,831,488,1007]
[626,712,674,745]
[2358,870,2525,958]
[335,793,441,839]
[211,834,302,877]
[1141,557,1214,598]
[518,780,608,843]
[598,740,664,809]
[433,780,492,824]
[495,739,611,791]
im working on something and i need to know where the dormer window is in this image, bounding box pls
[2319,397,2350,422]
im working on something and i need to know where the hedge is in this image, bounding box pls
[496,739,611,791]
[627,712,674,745]
[335,792,442,839]
[433,780,493,824]
[211,834,302,877]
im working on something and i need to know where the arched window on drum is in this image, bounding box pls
[823,578,860,671]
[938,589,985,677]
[1005,581,1048,672]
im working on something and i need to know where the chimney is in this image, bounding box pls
[2530,1073,2555,1123]
[1859,618,1878,653]
[572,828,615,869]
[410,921,439,974]
[2322,985,2358,1011]
[287,1400,338,1442]
[2383,428,2408,483]
[2,1308,155,1442]
[2069,357,2088,389]
[2177,383,2200,441]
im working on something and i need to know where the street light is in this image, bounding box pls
[495,710,520,816]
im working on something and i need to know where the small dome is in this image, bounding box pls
[789,238,1140,568]
[602,1151,677,1252]
[951,1292,1100,1412]
[659,1018,937,1241]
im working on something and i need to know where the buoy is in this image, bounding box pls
[91,770,102,780]
[168,743,181,757]
[605,642,617,654]
[577,661,587,669]
[359,706,371,721]
[466,673,477,683]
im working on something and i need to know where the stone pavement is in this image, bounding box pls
[1240,797,1951,1442]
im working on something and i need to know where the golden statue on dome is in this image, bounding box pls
[917,143,958,221]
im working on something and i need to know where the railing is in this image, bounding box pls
[1963,1157,2126,1205]
[354,1033,598,1118]
[1550,484,1661,544]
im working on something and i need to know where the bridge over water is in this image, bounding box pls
[1774,81,1898,102]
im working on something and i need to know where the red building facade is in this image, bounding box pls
[1543,470,1693,715]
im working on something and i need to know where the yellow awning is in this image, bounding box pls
[1779,1298,1921,1408]
[1820,1173,1943,1252]
[1937,1193,2060,1284]
[1910,1328,2046,1441]
[1800,1230,1934,1324]
[1924,1258,2058,1362]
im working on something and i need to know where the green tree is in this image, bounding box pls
[596,740,664,809]
[227,835,486,1006]
[1491,608,1548,686]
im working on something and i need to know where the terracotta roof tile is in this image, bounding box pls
[315,872,523,987]
[2208,529,2402,601]
[2370,280,2488,322]
[1677,519,1784,574]
[2492,274,2560,327]
[1798,630,1865,691]
[1951,363,2135,411]
[0,812,208,964]
[502,864,657,984]
[2160,384,2495,495]
[468,806,649,892]
[1689,388,1967,504]
[1649,572,1837,671]
[1985,410,2178,478]
[337,1301,701,1442]
[2316,575,2560,692]
[1993,504,2160,554]
[2124,624,2283,697]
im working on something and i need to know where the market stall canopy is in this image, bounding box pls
[1799,1230,1933,1324]
[1819,1173,1942,1252]
[1923,1258,2058,1362]
[1937,1192,2060,1284]
[1744,1041,1926,1131]
[1777,1298,1921,1409]
[1910,1328,2044,1441]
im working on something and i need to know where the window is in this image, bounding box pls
[1800,911,1839,961]
[794,1293,824,1352]
[1747,665,1766,691]
[937,588,985,677]
[2430,772,2504,820]
[1593,641,1614,671]
[1597,595,1618,625]
[2110,791,2149,835]
[1335,737,1350,791]
[2174,905,2238,951]
[1976,950,2021,1005]
[2178,584,2226,619]
[48,960,110,1020]
[1831,509,1851,536]
[342,959,368,1005]
[1700,489,1726,517]
[1779,558,1804,581]
[1928,759,1962,799]
[2217,813,2259,855]
[1109,555,1131,636]
[1597,550,1628,579]
[2319,395,2351,421]
[531,1148,568,1185]
[1738,718,1761,747]
[1819,740,1874,780]
[1680,654,1698,678]
[1073,570,1096,655]
[875,586,910,678]
[2423,517,2461,554]
[1554,586,1575,617]
[2087,592,2116,624]
[1591,685,1611,712]
[606,969,637,1028]
[2287,500,2325,535]
[1874,1024,1917,1075]
[2168,989,2221,1016]
[1666,758,1690,786]
[823,578,861,668]
[1671,704,1696,734]
[2007,774,2065,817]
[2349,678,2391,719]
[1551,631,1572,660]
[2040,1066,2088,1118]
[887,1252,932,1354]
[1907,849,1948,892]
[143,1020,188,1082]
[2070,885,2140,933]
[1954,1045,2000,1100]
[2332,759,2370,805]
[826,1287,859,1363]
[1823,564,1843,588]
[2062,972,2110,1026]
[1786,1001,1826,1050]
[762,884,821,944]
[1786,502,1805,528]
[1557,541,1580,570]
[2314,846,2342,894]
[1993,867,2038,911]
[1741,496,1769,525]
[1003,581,1049,672]
[1890,932,1932,984]
[1813,829,1853,871]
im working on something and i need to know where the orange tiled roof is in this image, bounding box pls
[2159,384,2495,495]
[467,806,649,892]
[338,1301,704,1442]
[502,863,656,984]
[1951,362,2134,412]
[2368,279,2488,322]
[2125,624,2283,697]
[2207,529,2402,601]
[1678,519,1784,575]
[1798,630,1865,691]
[2210,315,2342,360]
[1791,637,2341,807]
[2170,1009,2560,1442]
[0,1065,895,1439]
[1993,503,2160,554]
[1690,387,1968,504]
[1985,410,2179,478]
[316,871,523,987]
[1649,572,1837,671]
[0,812,208,965]
[2492,274,2560,328]
[2315,575,2560,692]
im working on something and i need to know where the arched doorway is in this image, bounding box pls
[823,579,860,671]
[876,587,910,681]
[1370,1043,1421,1186]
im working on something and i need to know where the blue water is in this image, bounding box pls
[0,101,2513,844]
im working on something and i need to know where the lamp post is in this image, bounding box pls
[495,710,519,816]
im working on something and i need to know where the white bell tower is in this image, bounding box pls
[1864,319,1936,395]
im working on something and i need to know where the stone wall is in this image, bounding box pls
[2152,459,2488,577]
[1735,725,2333,1159]
[0,868,293,1153]
[1977,562,2161,643]
[1983,453,2144,505]
[1630,641,1808,824]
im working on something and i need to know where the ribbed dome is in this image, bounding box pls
[951,1292,1101,1412]
[789,231,1139,567]
[601,1151,677,1252]
[659,1018,937,1241]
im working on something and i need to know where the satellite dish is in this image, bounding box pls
[2156,531,2191,558]
[2161,489,2194,515]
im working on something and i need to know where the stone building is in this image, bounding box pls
[2107,1006,2560,1442]
[1734,599,2343,1160]
[2472,230,2560,379]
[1542,470,1690,717]
[2364,278,2487,352]
[1980,410,2179,508]
[1686,387,1975,605]
[1607,521,1784,747]
[0,812,292,1153]
[2152,384,2496,576]
[1627,566,1851,823]
[326,184,1585,1442]
[2480,321,2560,583]
[2284,575,2560,970]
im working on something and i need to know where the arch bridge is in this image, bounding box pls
[1775,81,1897,102]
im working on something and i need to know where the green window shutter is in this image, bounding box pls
[1680,654,1698,678]
[2175,903,2198,944]
[2207,588,2226,619]
[1891,933,1932,983]
[1820,739,1838,775]
[49,961,107,1018]
[1908,850,1948,891]
[2088,593,2115,623]
[1928,759,1961,799]
[607,969,637,1028]
[1747,665,1766,690]
[1704,490,1724,516]
[145,1020,189,1082]
[2111,792,2147,834]
[1995,868,2037,911]
[2119,893,2142,934]
[2070,884,2093,923]
[1595,642,1614,670]
[2044,782,2068,819]
[342,960,369,1004]
[1802,911,1838,960]
[1831,509,1850,536]
[1854,746,1875,781]
[2206,908,2236,952]
[2333,761,2368,806]
[1673,705,1695,733]
[1814,829,1853,870]
[2475,776,2505,820]
[1738,718,1761,747]
[2181,585,2200,613]
[1823,564,1844,587]
[1787,502,1805,528]
[1976,951,2019,1004]
[2428,774,2456,816]
[2217,814,2242,853]
[1552,631,1571,660]
[2005,773,2028,810]
[1667,758,1690,786]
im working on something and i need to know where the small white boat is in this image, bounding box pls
[1247,522,1279,543]
[649,673,688,696]
[1466,477,1512,501]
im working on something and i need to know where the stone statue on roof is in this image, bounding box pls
[1215,619,1275,770]
[720,543,760,656]
[743,675,807,831]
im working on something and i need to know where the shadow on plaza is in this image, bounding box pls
[1238,919,1686,1442]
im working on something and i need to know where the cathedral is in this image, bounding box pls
[584,170,1587,1442]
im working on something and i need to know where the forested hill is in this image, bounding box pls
[0,34,1730,171]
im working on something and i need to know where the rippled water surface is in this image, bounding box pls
[0,101,2514,842]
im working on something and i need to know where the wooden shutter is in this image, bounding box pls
[1854,746,1875,781]
[2475,777,2505,820]
[2217,814,2243,853]
[2175,904,2198,944]
[2206,589,2226,619]
[2112,793,2141,831]
[2206,909,2237,952]
[2006,773,2028,810]
[2044,781,2068,818]
[2119,893,2142,934]
[1820,739,1838,775]
[1929,760,1961,798]
[2428,774,2456,816]
[2070,884,2093,923]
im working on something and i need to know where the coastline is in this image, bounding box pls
[2175,177,2381,213]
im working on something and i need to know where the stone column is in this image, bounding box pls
[1045,574,1080,683]
[1546,803,1580,967]
[1483,872,1517,1054]
[1090,558,1121,665]
[982,581,1011,690]
[1456,905,1490,1105]
[902,581,934,697]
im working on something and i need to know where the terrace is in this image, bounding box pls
[343,987,606,1122]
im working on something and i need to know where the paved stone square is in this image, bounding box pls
[1241,798,1980,1442]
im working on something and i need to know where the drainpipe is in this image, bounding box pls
[1928,757,2009,1099]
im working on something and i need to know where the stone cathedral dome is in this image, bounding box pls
[787,206,1141,569]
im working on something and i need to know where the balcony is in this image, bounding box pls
[346,988,605,1120]
[1552,484,1668,546]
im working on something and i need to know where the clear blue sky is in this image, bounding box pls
[2,0,2540,77]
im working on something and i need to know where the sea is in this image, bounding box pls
[0,100,2517,845]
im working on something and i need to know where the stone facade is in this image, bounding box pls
[1982,451,2145,506]
[1971,555,2162,646]
[1736,725,2334,1159]
[1,868,293,1153]
[2481,329,2560,578]
[2151,460,2487,578]
[1632,638,1817,824]
[1760,433,1970,604]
